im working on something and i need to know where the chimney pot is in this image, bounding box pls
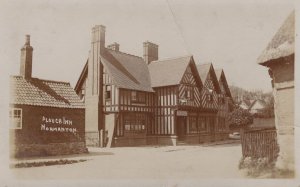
[143,41,158,64]
[91,25,106,53]
[25,35,30,45]
[20,35,33,79]
[107,42,120,52]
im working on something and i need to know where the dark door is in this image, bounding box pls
[177,117,186,141]
[210,117,215,142]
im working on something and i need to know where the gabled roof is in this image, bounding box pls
[238,100,253,110]
[10,76,84,108]
[75,49,154,93]
[196,63,221,93]
[148,55,202,88]
[215,69,232,98]
[258,11,295,65]
[249,99,267,110]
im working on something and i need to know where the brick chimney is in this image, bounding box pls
[85,25,106,146]
[88,25,105,95]
[20,35,33,79]
[143,41,158,64]
[107,42,120,52]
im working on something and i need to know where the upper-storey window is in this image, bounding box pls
[105,85,111,100]
[184,87,194,100]
[207,89,213,102]
[218,96,225,104]
[80,89,85,101]
[131,91,146,103]
[9,108,22,129]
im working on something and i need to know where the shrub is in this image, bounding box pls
[239,156,275,177]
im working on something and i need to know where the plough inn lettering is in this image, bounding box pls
[10,25,233,157]
[42,116,73,125]
[41,116,76,133]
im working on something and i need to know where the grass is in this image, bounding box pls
[14,159,87,168]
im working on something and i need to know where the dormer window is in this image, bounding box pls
[105,85,111,100]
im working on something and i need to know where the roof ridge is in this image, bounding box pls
[106,48,144,60]
[152,55,192,63]
[12,75,70,85]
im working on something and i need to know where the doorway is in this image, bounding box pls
[177,117,186,141]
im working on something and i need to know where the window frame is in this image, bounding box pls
[131,91,146,104]
[105,85,111,100]
[9,108,22,129]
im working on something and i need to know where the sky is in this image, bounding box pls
[0,0,294,92]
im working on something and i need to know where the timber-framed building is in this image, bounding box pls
[75,25,233,147]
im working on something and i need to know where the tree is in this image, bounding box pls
[228,106,253,130]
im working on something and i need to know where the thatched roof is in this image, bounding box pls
[257,11,295,65]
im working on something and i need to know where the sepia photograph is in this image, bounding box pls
[0,0,298,186]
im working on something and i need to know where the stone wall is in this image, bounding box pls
[270,60,294,171]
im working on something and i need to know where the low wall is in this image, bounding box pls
[183,132,229,144]
[112,133,230,147]
[113,135,177,147]
[147,135,177,146]
[13,142,88,158]
[114,136,147,147]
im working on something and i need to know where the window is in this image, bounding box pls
[124,113,146,135]
[131,91,146,103]
[189,116,198,133]
[80,89,85,101]
[218,96,225,104]
[105,85,111,100]
[186,90,191,99]
[9,108,22,129]
[131,91,137,101]
[207,94,213,102]
[198,117,207,132]
[184,88,194,100]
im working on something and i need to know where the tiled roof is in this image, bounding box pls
[258,11,295,65]
[10,76,84,108]
[249,99,267,110]
[196,63,221,93]
[148,55,193,87]
[103,49,153,92]
[196,63,211,82]
[215,69,222,80]
[215,69,232,98]
[75,49,154,93]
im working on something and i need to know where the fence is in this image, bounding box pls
[240,128,279,162]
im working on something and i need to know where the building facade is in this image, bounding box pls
[257,11,294,171]
[10,36,87,157]
[215,69,233,139]
[75,25,233,147]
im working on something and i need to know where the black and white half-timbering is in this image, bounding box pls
[75,25,234,147]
